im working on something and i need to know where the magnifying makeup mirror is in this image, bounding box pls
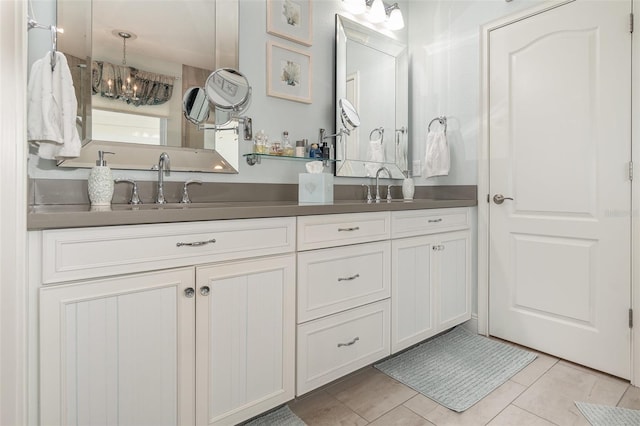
[182,67,253,140]
[205,68,252,113]
[339,98,360,132]
[182,87,210,124]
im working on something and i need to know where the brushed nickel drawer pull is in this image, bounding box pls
[338,226,360,232]
[337,337,360,348]
[428,218,443,223]
[176,238,216,247]
[338,273,360,282]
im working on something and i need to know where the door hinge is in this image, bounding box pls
[487,194,490,203]
[630,308,634,328]
[629,161,634,181]
[631,13,634,33]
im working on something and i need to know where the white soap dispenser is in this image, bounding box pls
[88,150,115,206]
[402,170,415,200]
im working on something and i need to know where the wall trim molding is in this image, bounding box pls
[0,1,28,424]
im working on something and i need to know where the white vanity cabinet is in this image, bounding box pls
[195,255,295,426]
[391,208,472,353]
[295,212,392,395]
[39,268,196,426]
[33,217,296,426]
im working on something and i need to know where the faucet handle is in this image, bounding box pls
[361,184,372,203]
[114,178,142,205]
[180,179,202,203]
[387,184,397,202]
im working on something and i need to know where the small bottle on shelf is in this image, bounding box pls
[309,142,321,158]
[295,140,305,157]
[253,130,266,154]
[282,131,294,156]
[321,141,330,160]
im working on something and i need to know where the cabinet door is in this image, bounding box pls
[40,268,196,426]
[437,230,472,331]
[391,235,437,353]
[195,255,295,426]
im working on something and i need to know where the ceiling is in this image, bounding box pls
[59,0,217,71]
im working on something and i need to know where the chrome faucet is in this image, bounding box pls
[375,166,391,203]
[156,152,170,204]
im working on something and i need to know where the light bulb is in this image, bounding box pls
[367,0,386,23]
[387,7,404,30]
[343,0,366,14]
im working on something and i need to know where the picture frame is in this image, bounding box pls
[267,41,312,104]
[267,0,313,46]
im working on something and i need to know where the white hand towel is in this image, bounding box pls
[365,135,385,177]
[28,51,81,160]
[423,129,450,178]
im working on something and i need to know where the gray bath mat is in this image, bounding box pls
[375,326,536,412]
[243,405,306,426]
[576,402,640,426]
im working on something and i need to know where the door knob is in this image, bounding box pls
[200,286,210,296]
[184,287,195,298]
[493,194,514,205]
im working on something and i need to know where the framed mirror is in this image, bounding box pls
[335,15,408,179]
[54,0,240,173]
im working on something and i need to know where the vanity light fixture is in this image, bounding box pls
[343,0,366,14]
[342,0,404,30]
[366,0,386,23]
[385,3,404,30]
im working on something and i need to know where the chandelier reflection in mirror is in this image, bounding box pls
[92,30,176,107]
[104,31,139,102]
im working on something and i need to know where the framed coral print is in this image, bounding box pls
[267,42,312,104]
[267,0,313,46]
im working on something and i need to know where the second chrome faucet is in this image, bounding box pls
[156,152,170,204]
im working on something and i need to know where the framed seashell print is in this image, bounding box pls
[267,0,313,46]
[267,41,312,104]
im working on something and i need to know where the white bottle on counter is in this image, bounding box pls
[88,150,115,206]
[402,171,415,200]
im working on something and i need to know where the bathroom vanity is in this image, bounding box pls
[28,200,474,425]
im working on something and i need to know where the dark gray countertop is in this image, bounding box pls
[27,198,477,230]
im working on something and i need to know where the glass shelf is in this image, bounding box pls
[243,153,337,166]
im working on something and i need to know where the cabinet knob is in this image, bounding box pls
[184,287,195,298]
[200,286,210,296]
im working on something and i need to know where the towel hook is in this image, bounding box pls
[428,116,447,134]
[27,16,63,70]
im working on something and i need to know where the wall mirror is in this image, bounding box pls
[335,15,408,179]
[53,0,240,173]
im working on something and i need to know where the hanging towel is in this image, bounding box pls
[423,128,450,178]
[28,51,81,160]
[365,132,385,177]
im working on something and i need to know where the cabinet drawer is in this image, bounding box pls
[297,241,390,322]
[391,208,469,238]
[41,217,296,284]
[297,212,391,251]
[296,299,390,395]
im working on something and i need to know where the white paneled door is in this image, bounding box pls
[489,0,632,378]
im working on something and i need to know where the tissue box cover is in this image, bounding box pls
[299,173,334,204]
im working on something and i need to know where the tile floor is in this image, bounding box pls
[287,343,640,426]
